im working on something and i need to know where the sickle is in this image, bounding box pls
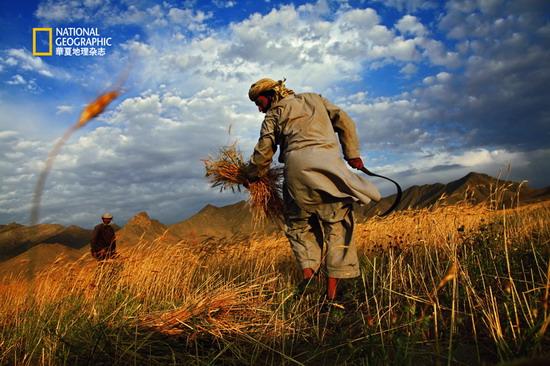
[360,167,402,217]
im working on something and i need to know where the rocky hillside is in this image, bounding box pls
[115,212,181,248]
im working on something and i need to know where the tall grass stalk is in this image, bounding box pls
[1,200,549,365]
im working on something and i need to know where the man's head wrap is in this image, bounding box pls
[248,78,294,105]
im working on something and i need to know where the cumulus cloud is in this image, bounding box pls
[113,3,468,155]
[124,3,465,96]
[0,88,252,226]
[375,0,439,13]
[400,63,417,76]
[396,15,428,37]
[35,1,212,31]
[0,48,60,78]
[335,1,548,156]
[1,0,548,227]
[418,1,550,150]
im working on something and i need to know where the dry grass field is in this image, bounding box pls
[1,199,549,365]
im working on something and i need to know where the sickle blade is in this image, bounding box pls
[360,167,402,217]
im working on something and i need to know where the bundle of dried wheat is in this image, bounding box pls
[138,276,283,340]
[203,144,283,225]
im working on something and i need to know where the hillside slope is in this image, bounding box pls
[168,201,280,240]
[0,224,91,261]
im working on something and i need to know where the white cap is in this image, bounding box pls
[102,212,113,219]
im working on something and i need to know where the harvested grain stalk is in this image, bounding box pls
[203,144,283,225]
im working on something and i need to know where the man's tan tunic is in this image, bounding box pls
[250,92,381,209]
[250,92,381,278]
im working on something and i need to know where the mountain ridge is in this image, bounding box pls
[1,171,548,278]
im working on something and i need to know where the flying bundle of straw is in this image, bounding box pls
[203,144,284,225]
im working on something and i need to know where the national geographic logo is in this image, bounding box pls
[33,27,113,57]
[32,28,53,56]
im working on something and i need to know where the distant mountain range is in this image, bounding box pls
[169,172,550,235]
[1,172,548,278]
[355,171,550,220]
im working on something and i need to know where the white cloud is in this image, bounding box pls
[35,0,83,21]
[338,8,381,29]
[436,71,451,82]
[35,1,212,32]
[374,0,439,13]
[33,1,455,92]
[213,0,236,8]
[369,147,548,197]
[167,8,212,31]
[2,0,547,227]
[5,74,39,92]
[396,15,428,37]
[5,74,26,85]
[0,88,254,226]
[451,148,522,167]
[2,49,56,78]
[417,38,461,67]
[83,0,101,7]
[56,105,74,114]
[400,63,417,75]
[122,3,460,97]
[422,75,435,84]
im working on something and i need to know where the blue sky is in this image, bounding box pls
[0,0,549,227]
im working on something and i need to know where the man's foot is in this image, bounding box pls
[327,277,338,299]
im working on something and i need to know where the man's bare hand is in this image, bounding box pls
[346,157,364,170]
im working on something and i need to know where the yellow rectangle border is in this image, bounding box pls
[32,28,52,56]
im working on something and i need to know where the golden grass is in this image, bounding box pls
[1,200,549,364]
[359,203,491,250]
[203,143,284,225]
[139,275,282,338]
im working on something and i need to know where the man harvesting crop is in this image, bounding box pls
[245,78,381,305]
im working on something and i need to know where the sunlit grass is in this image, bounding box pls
[1,200,549,365]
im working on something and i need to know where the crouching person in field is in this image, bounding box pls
[245,78,381,307]
[91,213,117,260]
